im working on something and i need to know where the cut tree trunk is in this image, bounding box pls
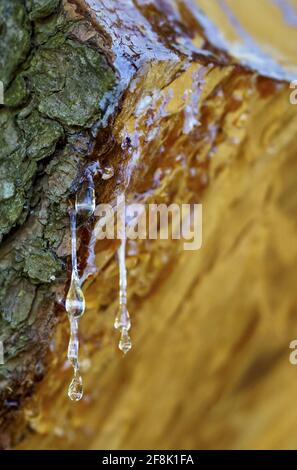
[0,0,297,450]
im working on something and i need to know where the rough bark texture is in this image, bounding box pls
[0,0,116,445]
[0,0,297,450]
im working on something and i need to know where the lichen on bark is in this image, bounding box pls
[0,0,116,428]
[27,0,60,21]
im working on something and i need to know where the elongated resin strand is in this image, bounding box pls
[67,317,83,401]
[114,195,132,354]
[65,209,85,319]
[65,208,85,401]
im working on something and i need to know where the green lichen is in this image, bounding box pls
[0,195,25,240]
[27,0,60,21]
[34,7,71,45]
[0,110,37,240]
[18,110,64,161]
[44,217,67,249]
[22,239,62,283]
[0,181,15,201]
[0,110,22,158]
[5,77,29,108]
[1,278,36,325]
[0,20,116,235]
[0,0,31,88]
[26,37,115,127]
[46,151,82,203]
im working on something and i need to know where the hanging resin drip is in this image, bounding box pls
[114,196,132,354]
[75,171,96,217]
[67,316,83,401]
[65,208,85,319]
[65,208,85,401]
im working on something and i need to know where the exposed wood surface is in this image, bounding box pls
[0,0,297,450]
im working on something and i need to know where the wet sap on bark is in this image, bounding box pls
[65,174,97,401]
[62,62,268,401]
[61,53,280,402]
[64,166,130,401]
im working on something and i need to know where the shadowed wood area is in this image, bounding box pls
[0,0,297,450]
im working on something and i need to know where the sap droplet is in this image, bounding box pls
[65,272,85,319]
[119,328,132,355]
[75,175,96,217]
[114,304,131,331]
[101,165,114,180]
[68,372,83,401]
